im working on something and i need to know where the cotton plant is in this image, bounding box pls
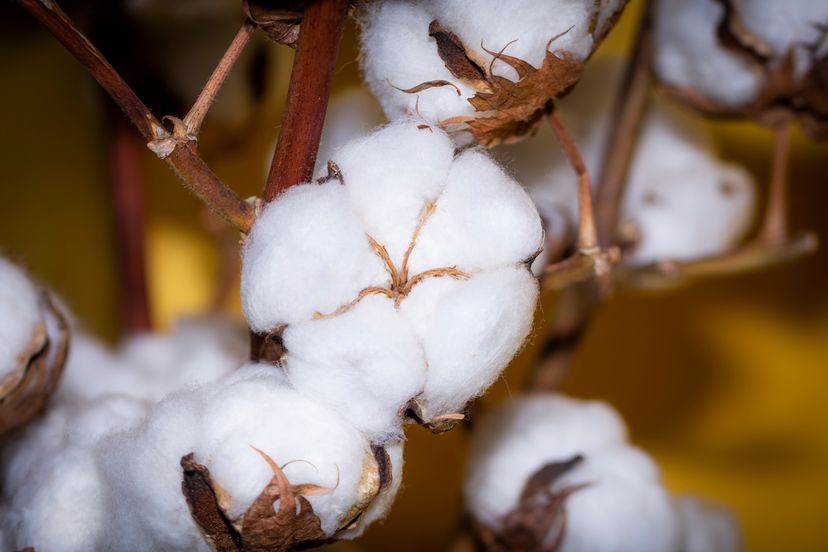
[463,394,742,552]
[496,57,756,273]
[0,257,69,436]
[243,121,542,435]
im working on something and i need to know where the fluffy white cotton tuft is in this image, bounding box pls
[282,294,426,442]
[0,257,42,381]
[465,394,741,552]
[241,181,388,331]
[358,0,626,141]
[673,495,742,552]
[243,121,542,427]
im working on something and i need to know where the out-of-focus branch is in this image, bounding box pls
[17,0,256,233]
[759,122,792,244]
[263,0,350,203]
[109,116,152,333]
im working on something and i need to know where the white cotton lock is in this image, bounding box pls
[654,0,763,107]
[358,0,627,142]
[673,495,742,552]
[283,294,426,443]
[0,257,42,382]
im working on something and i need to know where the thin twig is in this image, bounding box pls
[547,108,598,251]
[17,0,256,233]
[183,20,257,138]
[759,122,792,245]
[263,0,350,202]
[594,2,653,246]
[109,116,152,333]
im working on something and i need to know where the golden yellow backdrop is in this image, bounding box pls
[0,2,826,550]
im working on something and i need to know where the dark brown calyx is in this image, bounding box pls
[252,324,288,365]
[244,1,305,48]
[429,20,487,82]
[403,398,467,434]
[471,455,588,552]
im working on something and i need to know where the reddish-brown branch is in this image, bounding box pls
[263,0,349,202]
[759,122,792,244]
[547,109,598,251]
[183,20,257,138]
[110,116,152,333]
[17,0,256,233]
[594,3,653,246]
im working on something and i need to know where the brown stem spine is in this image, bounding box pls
[760,122,791,245]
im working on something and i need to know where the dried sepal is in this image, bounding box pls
[244,0,305,48]
[0,291,69,436]
[403,397,467,434]
[181,453,243,552]
[471,455,587,552]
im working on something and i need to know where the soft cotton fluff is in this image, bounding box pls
[242,122,542,428]
[464,394,741,552]
[673,495,742,552]
[358,0,627,144]
[654,0,828,108]
[0,257,42,382]
[497,57,755,270]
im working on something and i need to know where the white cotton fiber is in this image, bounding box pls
[358,0,626,137]
[465,394,740,552]
[328,121,455,265]
[401,267,538,419]
[673,495,742,552]
[315,86,387,176]
[283,294,426,442]
[408,148,544,274]
[653,0,762,107]
[241,181,388,331]
[0,257,42,381]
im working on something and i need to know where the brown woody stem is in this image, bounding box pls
[109,116,152,333]
[183,20,257,138]
[594,2,653,246]
[547,109,598,251]
[759,122,791,245]
[263,0,349,203]
[17,0,256,233]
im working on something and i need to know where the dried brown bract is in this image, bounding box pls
[471,455,587,552]
[0,292,69,436]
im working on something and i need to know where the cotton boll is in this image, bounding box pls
[465,394,682,552]
[673,495,742,552]
[0,257,42,382]
[315,87,388,176]
[241,182,388,331]
[654,0,762,107]
[408,149,544,274]
[329,122,455,265]
[401,267,538,420]
[282,294,426,442]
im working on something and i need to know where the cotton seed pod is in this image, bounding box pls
[0,258,69,436]
[464,394,693,552]
[497,57,756,271]
[358,0,628,147]
[653,0,828,138]
[242,122,542,433]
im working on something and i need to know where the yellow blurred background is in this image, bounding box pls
[1,1,827,550]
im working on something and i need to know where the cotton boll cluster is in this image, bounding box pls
[464,394,741,552]
[358,0,628,146]
[0,257,69,435]
[243,121,542,433]
[653,0,828,137]
[497,57,755,270]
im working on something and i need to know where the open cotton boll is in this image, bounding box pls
[654,0,762,107]
[673,495,742,552]
[282,294,426,442]
[328,121,455,265]
[314,86,387,176]
[358,0,627,146]
[241,181,388,331]
[0,257,42,381]
[408,149,544,274]
[401,267,538,421]
[465,394,682,552]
